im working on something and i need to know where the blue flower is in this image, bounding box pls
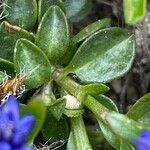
[0,95,35,150]
[135,130,150,150]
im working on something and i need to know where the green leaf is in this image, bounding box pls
[38,0,64,22]
[81,83,109,95]
[65,0,92,22]
[14,39,51,89]
[124,0,147,25]
[0,58,14,75]
[94,95,118,112]
[64,27,135,83]
[4,0,37,30]
[97,119,120,150]
[20,98,46,144]
[120,140,135,150]
[0,21,34,62]
[127,93,150,126]
[35,6,70,64]
[73,18,111,43]
[87,128,104,147]
[42,114,69,143]
[101,112,144,142]
[48,98,66,120]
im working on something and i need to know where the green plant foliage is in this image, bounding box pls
[38,0,64,22]
[0,58,14,75]
[0,0,142,149]
[4,0,37,30]
[94,95,118,112]
[48,98,66,120]
[73,18,111,43]
[35,6,70,64]
[64,27,135,83]
[20,98,46,144]
[65,0,92,22]
[124,0,147,25]
[101,112,146,142]
[14,39,51,89]
[42,113,69,143]
[0,21,34,62]
[81,83,109,95]
[127,93,150,126]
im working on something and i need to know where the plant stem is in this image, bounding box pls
[53,69,110,119]
[70,115,92,150]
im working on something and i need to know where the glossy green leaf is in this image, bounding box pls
[35,6,70,64]
[0,21,34,62]
[20,98,46,144]
[81,83,109,96]
[97,119,120,150]
[124,0,147,25]
[14,39,51,89]
[73,18,111,43]
[64,27,135,83]
[42,114,69,143]
[84,95,120,149]
[127,93,150,126]
[94,95,118,112]
[0,58,14,75]
[38,0,64,22]
[101,112,144,142]
[59,40,77,66]
[65,0,92,22]
[48,98,66,120]
[120,140,135,150]
[4,0,37,30]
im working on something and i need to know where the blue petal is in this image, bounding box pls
[12,131,26,146]
[140,130,150,138]
[17,115,35,135]
[0,142,11,150]
[135,137,150,150]
[15,146,33,150]
[2,95,19,123]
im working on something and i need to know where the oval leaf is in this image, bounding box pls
[14,39,51,89]
[42,114,69,143]
[35,6,70,64]
[4,0,37,30]
[127,93,150,126]
[124,0,147,25]
[38,0,64,22]
[73,18,111,43]
[0,58,14,75]
[65,0,92,22]
[64,27,135,83]
[101,112,145,142]
[0,21,34,62]
[81,83,109,95]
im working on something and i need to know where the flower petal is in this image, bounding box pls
[2,95,19,122]
[15,146,33,150]
[140,130,150,138]
[17,115,35,135]
[12,131,26,146]
[0,142,11,150]
[135,137,150,150]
